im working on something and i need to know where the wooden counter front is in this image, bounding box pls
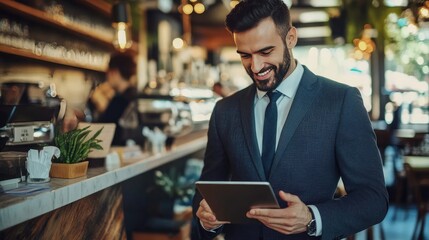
[0,132,207,233]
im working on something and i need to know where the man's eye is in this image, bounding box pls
[240,54,250,59]
[261,51,271,56]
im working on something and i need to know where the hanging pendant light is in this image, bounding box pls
[179,0,206,15]
[112,2,132,51]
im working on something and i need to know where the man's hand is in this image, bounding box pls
[196,199,230,231]
[246,190,312,235]
[62,109,78,133]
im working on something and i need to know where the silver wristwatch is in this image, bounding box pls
[306,207,317,236]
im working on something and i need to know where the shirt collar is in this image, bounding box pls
[256,61,304,99]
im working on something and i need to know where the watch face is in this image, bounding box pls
[307,219,316,236]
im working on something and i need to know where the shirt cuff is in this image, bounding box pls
[200,219,223,233]
[308,205,322,237]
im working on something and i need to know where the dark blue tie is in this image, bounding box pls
[262,91,281,177]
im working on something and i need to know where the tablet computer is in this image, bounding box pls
[195,181,280,224]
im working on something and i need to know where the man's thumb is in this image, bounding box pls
[279,190,299,204]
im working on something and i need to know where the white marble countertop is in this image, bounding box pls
[0,133,207,231]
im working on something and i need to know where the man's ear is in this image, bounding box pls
[286,27,298,49]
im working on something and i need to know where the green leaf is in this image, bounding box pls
[53,125,104,163]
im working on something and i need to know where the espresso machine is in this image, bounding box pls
[120,86,216,148]
[0,79,64,190]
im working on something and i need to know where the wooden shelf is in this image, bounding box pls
[76,0,112,17]
[0,0,114,47]
[0,0,138,71]
[0,45,107,72]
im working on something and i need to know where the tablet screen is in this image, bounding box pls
[195,181,280,224]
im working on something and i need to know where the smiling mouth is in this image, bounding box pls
[254,67,273,80]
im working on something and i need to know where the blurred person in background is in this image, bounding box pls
[212,82,227,98]
[89,52,137,146]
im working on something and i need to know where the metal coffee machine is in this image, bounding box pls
[120,87,216,147]
[0,78,65,190]
[0,79,64,151]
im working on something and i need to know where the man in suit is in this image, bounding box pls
[192,0,389,239]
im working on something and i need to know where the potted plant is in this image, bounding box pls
[146,168,196,219]
[50,126,103,179]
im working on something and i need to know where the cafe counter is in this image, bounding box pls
[0,131,207,239]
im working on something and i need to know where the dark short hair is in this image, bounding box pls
[225,0,291,40]
[108,53,136,80]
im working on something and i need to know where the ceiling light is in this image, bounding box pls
[419,5,429,19]
[297,26,331,38]
[172,38,185,49]
[230,0,239,8]
[299,11,329,23]
[112,2,132,51]
[383,0,408,7]
[182,3,194,15]
[306,0,341,7]
[194,3,205,14]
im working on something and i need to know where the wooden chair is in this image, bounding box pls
[403,161,429,240]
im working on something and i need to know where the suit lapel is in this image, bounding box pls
[269,67,320,177]
[240,85,266,181]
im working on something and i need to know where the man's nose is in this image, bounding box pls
[250,56,264,73]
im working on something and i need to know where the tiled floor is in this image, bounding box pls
[355,204,428,240]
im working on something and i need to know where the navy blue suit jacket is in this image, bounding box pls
[192,66,389,240]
